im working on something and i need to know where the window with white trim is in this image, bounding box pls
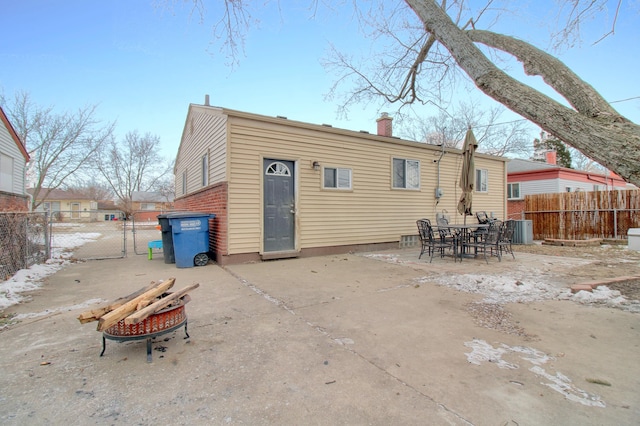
[0,153,13,192]
[392,158,420,189]
[323,167,352,190]
[507,183,521,199]
[201,153,208,187]
[140,203,156,210]
[476,169,488,192]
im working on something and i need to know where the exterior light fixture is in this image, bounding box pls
[312,161,320,171]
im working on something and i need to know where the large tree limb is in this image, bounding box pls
[466,29,622,121]
[405,0,640,186]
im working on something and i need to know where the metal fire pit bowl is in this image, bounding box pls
[100,294,190,362]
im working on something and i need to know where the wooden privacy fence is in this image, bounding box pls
[523,189,640,240]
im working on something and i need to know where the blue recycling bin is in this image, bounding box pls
[167,213,215,268]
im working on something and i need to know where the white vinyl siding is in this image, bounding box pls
[0,153,13,192]
[0,120,27,195]
[519,178,607,197]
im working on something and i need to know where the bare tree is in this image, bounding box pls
[570,148,606,172]
[399,100,532,156]
[94,131,173,216]
[1,91,114,210]
[188,1,639,185]
[64,179,114,202]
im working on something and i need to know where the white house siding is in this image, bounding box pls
[174,106,227,196]
[0,120,26,195]
[520,179,561,196]
[520,178,604,196]
[225,114,506,255]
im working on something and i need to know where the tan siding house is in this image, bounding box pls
[174,103,508,265]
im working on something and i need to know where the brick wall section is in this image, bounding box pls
[173,182,228,262]
[0,192,29,212]
[507,199,525,220]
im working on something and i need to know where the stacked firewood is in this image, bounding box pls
[77,278,199,331]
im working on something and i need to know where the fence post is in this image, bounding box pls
[613,209,617,239]
[45,211,51,260]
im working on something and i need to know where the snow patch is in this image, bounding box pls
[465,339,605,408]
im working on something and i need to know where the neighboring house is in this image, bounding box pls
[29,188,102,221]
[173,102,509,265]
[507,154,633,219]
[131,191,174,222]
[0,106,30,211]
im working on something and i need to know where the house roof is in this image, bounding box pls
[132,191,174,203]
[507,158,632,188]
[176,104,509,175]
[507,158,561,173]
[27,188,94,201]
[0,106,29,162]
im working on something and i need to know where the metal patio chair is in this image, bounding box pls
[498,219,516,259]
[462,220,502,263]
[435,216,457,246]
[417,219,455,263]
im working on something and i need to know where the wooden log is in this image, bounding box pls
[77,281,158,324]
[96,278,176,332]
[124,283,199,325]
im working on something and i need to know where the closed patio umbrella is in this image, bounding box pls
[457,127,478,222]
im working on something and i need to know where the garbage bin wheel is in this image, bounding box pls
[194,253,209,267]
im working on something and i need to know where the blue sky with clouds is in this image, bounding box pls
[1,1,638,160]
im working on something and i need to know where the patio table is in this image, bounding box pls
[436,223,489,259]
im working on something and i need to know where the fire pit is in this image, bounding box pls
[100,295,190,362]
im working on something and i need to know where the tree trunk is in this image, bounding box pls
[405,0,640,186]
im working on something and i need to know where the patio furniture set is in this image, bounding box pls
[416,212,516,264]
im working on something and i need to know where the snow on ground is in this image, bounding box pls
[464,339,606,408]
[420,272,638,312]
[0,232,101,311]
[364,252,640,313]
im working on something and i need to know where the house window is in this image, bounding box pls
[593,184,601,191]
[140,203,156,210]
[566,187,572,192]
[392,158,420,189]
[201,154,208,187]
[324,167,352,190]
[0,153,13,192]
[476,169,488,192]
[182,170,187,195]
[507,183,521,200]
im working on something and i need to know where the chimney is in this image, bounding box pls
[204,94,210,106]
[546,151,557,165]
[376,112,393,137]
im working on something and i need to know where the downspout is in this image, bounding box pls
[434,128,446,203]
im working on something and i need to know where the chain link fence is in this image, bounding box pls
[1,209,193,281]
[0,212,49,280]
[48,210,127,260]
[131,210,171,258]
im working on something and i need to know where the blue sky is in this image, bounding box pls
[1,1,638,160]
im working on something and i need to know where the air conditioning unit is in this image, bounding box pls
[513,220,533,244]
